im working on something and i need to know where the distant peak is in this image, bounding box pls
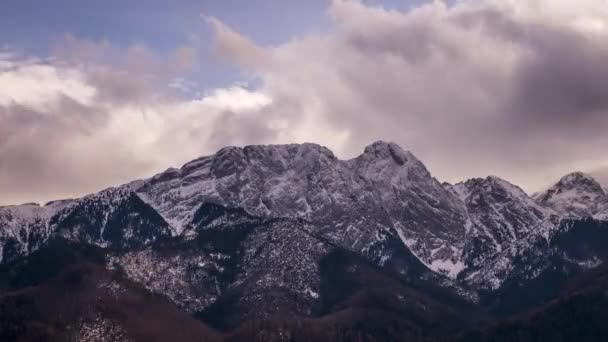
[363,141,417,166]
[243,142,336,159]
[485,175,504,182]
[486,175,522,189]
[364,140,400,153]
[215,145,246,158]
[535,171,607,217]
[558,171,598,185]
[462,175,527,197]
[546,171,605,195]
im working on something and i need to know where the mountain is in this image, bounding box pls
[534,172,608,219]
[136,141,469,278]
[2,141,608,341]
[0,200,70,263]
[445,176,555,271]
[0,186,172,263]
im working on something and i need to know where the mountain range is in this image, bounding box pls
[2,141,608,341]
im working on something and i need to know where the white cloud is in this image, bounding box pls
[198,86,272,111]
[0,56,97,110]
[0,51,275,205]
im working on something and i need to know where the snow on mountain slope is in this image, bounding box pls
[463,216,608,315]
[50,185,173,249]
[0,200,72,262]
[108,202,478,327]
[109,204,331,319]
[0,185,172,262]
[135,141,469,277]
[535,172,608,218]
[463,216,563,291]
[446,176,557,270]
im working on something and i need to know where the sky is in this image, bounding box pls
[2,0,608,205]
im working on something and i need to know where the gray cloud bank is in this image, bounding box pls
[209,0,608,190]
[2,0,608,205]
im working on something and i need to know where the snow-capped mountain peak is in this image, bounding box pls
[535,172,608,218]
[362,141,418,165]
[133,142,470,277]
[456,176,549,212]
[553,172,604,193]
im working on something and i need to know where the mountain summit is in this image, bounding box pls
[534,172,608,219]
[135,141,468,277]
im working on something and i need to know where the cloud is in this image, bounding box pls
[207,0,608,190]
[198,87,272,111]
[4,0,608,205]
[0,58,97,109]
[204,16,270,69]
[0,45,275,205]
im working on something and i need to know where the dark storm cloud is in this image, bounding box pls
[446,4,608,132]
[510,27,608,125]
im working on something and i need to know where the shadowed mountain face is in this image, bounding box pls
[2,142,608,341]
[458,262,608,342]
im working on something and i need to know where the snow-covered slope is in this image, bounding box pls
[535,172,608,218]
[445,176,557,270]
[0,185,172,262]
[51,185,172,249]
[0,200,72,262]
[462,217,608,317]
[463,216,563,291]
[136,141,469,277]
